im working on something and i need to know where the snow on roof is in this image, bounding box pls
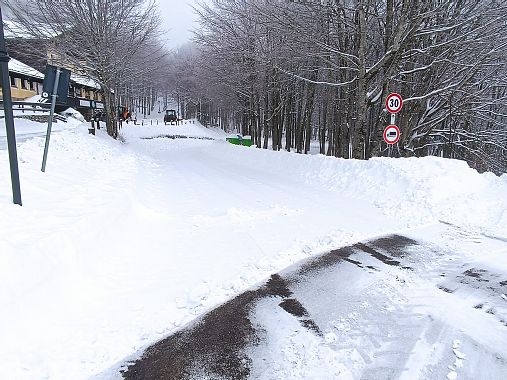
[9,57,44,79]
[70,74,101,90]
[4,20,60,39]
[9,59,101,90]
[8,57,100,91]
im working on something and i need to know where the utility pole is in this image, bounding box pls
[0,7,22,206]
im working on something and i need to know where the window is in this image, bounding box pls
[10,76,16,87]
[21,79,28,90]
[29,81,35,91]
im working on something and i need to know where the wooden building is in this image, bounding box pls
[0,57,44,101]
[3,21,104,119]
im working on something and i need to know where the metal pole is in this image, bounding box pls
[41,67,60,172]
[389,113,396,158]
[0,7,22,205]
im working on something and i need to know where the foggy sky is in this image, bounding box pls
[157,0,200,48]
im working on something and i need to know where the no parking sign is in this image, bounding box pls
[383,125,401,145]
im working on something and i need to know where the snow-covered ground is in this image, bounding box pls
[244,224,507,380]
[0,116,506,379]
[0,117,71,150]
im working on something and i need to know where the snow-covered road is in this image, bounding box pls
[1,119,506,379]
[122,223,507,380]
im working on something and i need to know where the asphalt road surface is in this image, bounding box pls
[120,224,507,380]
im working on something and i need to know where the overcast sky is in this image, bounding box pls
[157,0,201,48]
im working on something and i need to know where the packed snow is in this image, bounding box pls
[0,115,506,379]
[244,223,507,380]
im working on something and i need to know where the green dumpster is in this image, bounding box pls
[226,135,253,147]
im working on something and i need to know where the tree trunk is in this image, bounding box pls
[104,88,118,138]
[353,0,368,159]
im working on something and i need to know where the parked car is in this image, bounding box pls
[164,109,178,125]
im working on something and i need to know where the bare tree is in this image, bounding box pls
[186,0,507,173]
[4,0,166,138]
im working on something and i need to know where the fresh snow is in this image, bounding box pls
[0,116,506,379]
[8,57,44,79]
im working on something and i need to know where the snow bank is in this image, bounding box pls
[204,146,507,235]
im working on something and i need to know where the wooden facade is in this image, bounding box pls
[3,22,104,118]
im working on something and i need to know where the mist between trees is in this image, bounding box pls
[4,0,506,174]
[169,0,506,174]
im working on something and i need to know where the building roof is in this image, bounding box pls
[8,56,101,91]
[70,73,101,90]
[8,57,44,79]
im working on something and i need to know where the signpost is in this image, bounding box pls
[385,93,403,114]
[0,7,22,205]
[383,125,401,145]
[41,65,71,172]
[384,93,403,157]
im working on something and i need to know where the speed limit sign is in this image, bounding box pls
[386,93,403,114]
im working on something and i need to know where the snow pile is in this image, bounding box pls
[8,57,44,79]
[61,108,86,123]
[0,120,506,380]
[206,147,507,235]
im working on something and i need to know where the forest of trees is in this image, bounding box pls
[169,0,507,174]
[3,0,506,173]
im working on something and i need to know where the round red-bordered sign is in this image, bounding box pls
[386,93,403,113]
[383,125,401,145]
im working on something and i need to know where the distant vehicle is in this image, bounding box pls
[90,111,106,122]
[164,109,178,125]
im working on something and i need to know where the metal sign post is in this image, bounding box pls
[385,93,403,158]
[0,7,22,205]
[41,68,61,172]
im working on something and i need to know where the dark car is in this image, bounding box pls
[164,109,178,125]
[93,111,106,122]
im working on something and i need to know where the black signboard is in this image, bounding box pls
[42,65,71,104]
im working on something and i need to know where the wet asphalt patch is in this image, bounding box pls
[437,285,456,293]
[122,290,259,380]
[120,234,507,379]
[462,268,489,282]
[353,242,402,266]
[121,235,418,379]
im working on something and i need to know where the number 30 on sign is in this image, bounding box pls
[386,93,403,114]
